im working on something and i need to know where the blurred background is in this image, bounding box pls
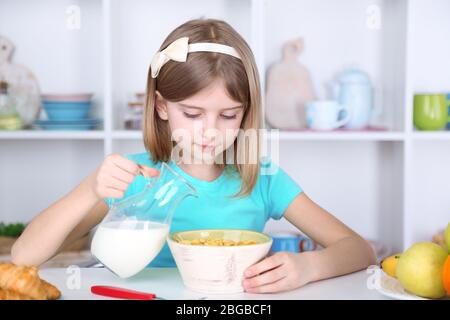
[0,0,449,267]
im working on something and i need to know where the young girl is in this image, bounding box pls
[12,19,375,293]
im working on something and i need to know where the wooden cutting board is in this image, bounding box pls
[265,38,315,129]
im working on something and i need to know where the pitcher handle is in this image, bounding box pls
[109,174,158,209]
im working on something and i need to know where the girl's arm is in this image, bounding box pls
[285,193,377,281]
[11,175,105,266]
[11,154,158,267]
[243,193,377,293]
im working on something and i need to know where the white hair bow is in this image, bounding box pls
[150,37,241,78]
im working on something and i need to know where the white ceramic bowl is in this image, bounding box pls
[168,229,272,294]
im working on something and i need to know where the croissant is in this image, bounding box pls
[0,263,61,300]
[0,288,33,300]
[41,279,61,300]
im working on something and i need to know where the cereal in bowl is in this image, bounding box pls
[176,238,257,246]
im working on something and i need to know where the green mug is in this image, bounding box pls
[413,93,448,131]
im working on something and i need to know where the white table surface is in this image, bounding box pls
[39,267,389,300]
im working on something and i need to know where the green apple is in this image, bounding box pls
[396,242,448,299]
[445,223,450,253]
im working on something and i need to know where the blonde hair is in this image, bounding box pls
[143,18,262,197]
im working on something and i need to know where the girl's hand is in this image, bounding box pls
[242,252,316,293]
[90,154,159,200]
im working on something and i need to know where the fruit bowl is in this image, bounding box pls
[167,229,272,294]
[376,272,450,300]
[376,272,429,300]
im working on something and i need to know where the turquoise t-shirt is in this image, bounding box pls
[104,152,303,267]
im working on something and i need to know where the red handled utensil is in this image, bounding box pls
[91,285,164,300]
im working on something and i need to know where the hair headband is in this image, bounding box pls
[150,36,242,78]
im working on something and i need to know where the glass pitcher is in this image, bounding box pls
[91,162,197,278]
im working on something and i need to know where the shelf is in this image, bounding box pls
[263,0,408,132]
[0,0,104,108]
[110,130,405,142]
[111,130,142,139]
[0,130,106,140]
[411,131,450,141]
[269,131,405,141]
[0,130,408,141]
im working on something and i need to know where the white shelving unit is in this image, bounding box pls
[1,0,449,252]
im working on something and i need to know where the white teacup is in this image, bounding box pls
[305,100,350,130]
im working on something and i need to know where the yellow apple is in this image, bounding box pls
[396,242,448,299]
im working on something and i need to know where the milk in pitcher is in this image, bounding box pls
[91,220,169,278]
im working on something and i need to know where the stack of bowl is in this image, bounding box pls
[33,93,101,130]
